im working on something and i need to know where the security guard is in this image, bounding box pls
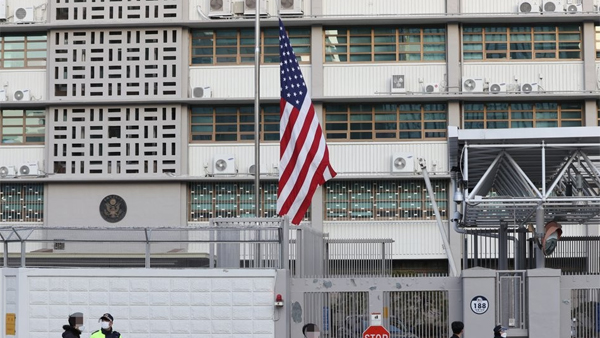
[90,313,121,338]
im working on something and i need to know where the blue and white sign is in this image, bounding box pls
[470,296,489,315]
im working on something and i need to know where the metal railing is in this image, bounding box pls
[0,219,394,277]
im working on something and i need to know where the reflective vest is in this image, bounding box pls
[90,329,121,338]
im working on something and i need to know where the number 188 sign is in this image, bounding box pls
[470,296,489,315]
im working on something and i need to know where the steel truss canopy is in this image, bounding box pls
[448,127,600,227]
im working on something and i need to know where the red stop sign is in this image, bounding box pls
[363,325,390,338]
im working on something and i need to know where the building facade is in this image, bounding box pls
[0,0,599,265]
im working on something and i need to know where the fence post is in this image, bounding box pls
[281,217,289,270]
[498,221,508,270]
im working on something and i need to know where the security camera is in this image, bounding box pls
[451,211,462,223]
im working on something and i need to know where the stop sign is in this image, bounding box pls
[363,325,390,338]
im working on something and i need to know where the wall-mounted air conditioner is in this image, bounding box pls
[13,89,31,101]
[248,164,267,176]
[244,0,268,16]
[518,0,541,13]
[192,86,212,98]
[489,83,507,94]
[521,82,539,94]
[422,83,440,93]
[212,155,236,175]
[462,78,485,93]
[0,165,16,178]
[279,0,303,14]
[391,75,406,93]
[0,0,6,20]
[14,6,34,23]
[543,0,563,12]
[564,3,582,12]
[0,89,7,102]
[18,163,38,176]
[391,153,415,174]
[208,0,233,17]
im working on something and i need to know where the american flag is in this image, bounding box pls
[277,19,337,225]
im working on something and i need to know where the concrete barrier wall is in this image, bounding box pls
[0,268,278,338]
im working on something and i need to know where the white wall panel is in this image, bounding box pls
[190,65,311,99]
[461,0,520,14]
[323,0,445,15]
[323,63,446,96]
[189,141,448,177]
[0,71,46,101]
[0,146,44,170]
[462,62,583,92]
[324,221,447,259]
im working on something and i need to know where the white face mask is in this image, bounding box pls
[101,322,111,330]
[77,325,85,332]
[501,333,507,338]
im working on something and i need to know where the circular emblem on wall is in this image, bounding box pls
[470,295,490,315]
[99,195,127,223]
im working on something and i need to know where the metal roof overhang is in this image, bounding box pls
[448,126,600,227]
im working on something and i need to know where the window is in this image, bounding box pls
[1,109,45,144]
[324,180,448,221]
[463,102,583,129]
[0,183,43,222]
[324,26,446,63]
[188,182,310,221]
[324,103,447,141]
[191,27,310,65]
[190,105,280,142]
[463,25,581,60]
[596,26,600,59]
[0,33,47,68]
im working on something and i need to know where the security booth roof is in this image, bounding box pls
[448,126,600,227]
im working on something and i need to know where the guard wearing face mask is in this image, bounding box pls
[493,325,508,338]
[90,313,121,338]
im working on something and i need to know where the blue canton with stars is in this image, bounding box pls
[279,19,307,111]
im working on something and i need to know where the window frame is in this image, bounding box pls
[0,109,46,145]
[324,26,447,63]
[462,24,582,61]
[190,105,280,143]
[595,26,600,59]
[324,179,448,221]
[462,102,584,129]
[190,27,311,65]
[324,103,448,141]
[0,33,47,69]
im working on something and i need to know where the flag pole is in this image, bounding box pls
[253,7,261,217]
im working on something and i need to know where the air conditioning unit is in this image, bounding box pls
[248,164,267,176]
[462,78,485,93]
[422,83,440,93]
[208,0,233,17]
[18,163,39,176]
[391,153,415,174]
[391,75,406,93]
[0,165,16,178]
[564,3,582,12]
[14,6,34,23]
[244,0,268,16]
[0,89,7,102]
[192,86,212,98]
[489,82,507,94]
[518,0,541,13]
[543,0,563,11]
[0,0,6,20]
[279,0,303,14]
[521,82,539,94]
[212,155,236,175]
[13,89,31,101]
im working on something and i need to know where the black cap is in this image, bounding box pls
[68,312,83,327]
[493,325,507,333]
[99,313,114,322]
